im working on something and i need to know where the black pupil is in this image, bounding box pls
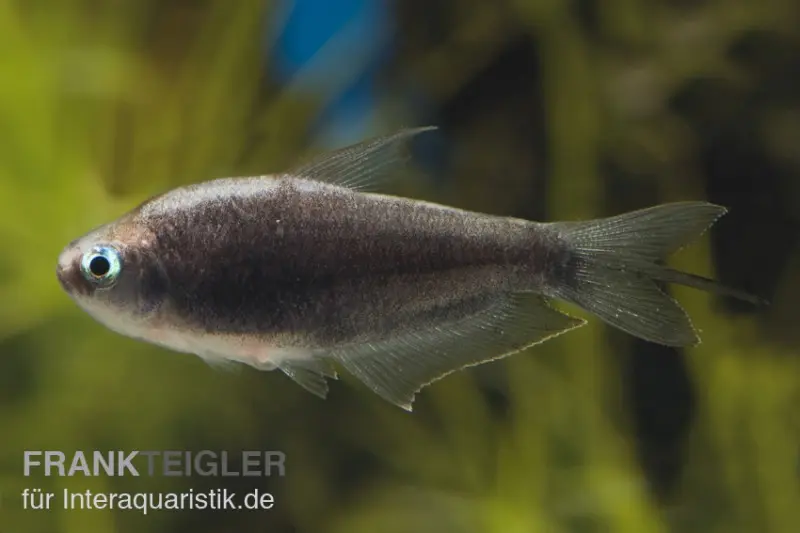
[89,255,111,277]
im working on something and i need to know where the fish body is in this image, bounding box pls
[57,127,761,409]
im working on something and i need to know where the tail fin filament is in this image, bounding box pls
[546,202,763,347]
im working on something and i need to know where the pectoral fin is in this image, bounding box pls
[197,353,242,373]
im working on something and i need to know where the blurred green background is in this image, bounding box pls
[1,1,798,532]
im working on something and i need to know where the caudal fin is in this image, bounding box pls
[546,202,765,347]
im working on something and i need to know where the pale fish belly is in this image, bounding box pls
[135,326,314,370]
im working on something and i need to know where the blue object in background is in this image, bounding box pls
[267,0,394,147]
[265,0,448,183]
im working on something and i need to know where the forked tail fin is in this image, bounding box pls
[546,202,765,347]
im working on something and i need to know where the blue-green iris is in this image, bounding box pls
[80,245,122,287]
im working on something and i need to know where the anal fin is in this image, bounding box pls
[330,293,585,410]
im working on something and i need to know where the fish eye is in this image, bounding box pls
[80,245,123,287]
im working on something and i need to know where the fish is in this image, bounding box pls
[56,126,764,410]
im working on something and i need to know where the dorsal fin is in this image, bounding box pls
[286,126,437,191]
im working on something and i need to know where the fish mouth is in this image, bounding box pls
[56,262,91,296]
